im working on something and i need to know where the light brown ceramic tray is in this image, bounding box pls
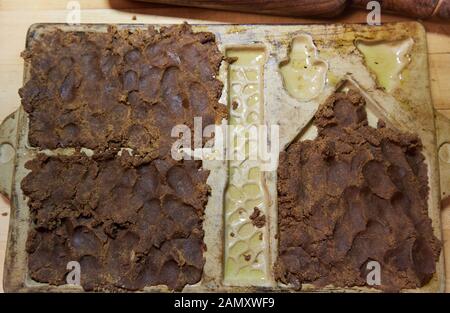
[1,22,448,292]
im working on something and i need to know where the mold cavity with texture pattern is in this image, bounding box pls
[356,38,414,93]
[279,35,328,101]
[224,46,271,286]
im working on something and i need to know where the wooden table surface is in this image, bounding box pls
[0,0,449,292]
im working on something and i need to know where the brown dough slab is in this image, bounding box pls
[19,23,225,158]
[22,152,209,291]
[275,91,441,292]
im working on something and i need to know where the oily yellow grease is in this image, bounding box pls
[280,35,328,101]
[356,38,414,93]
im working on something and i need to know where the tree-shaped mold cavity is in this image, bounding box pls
[279,34,328,102]
[337,79,399,129]
[275,80,440,291]
[290,78,401,148]
[356,38,414,93]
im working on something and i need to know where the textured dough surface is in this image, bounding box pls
[275,91,441,291]
[22,152,209,291]
[19,24,226,291]
[19,24,225,158]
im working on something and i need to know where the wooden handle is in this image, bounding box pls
[137,0,450,19]
[351,0,450,19]
[137,0,349,17]
[437,0,450,18]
